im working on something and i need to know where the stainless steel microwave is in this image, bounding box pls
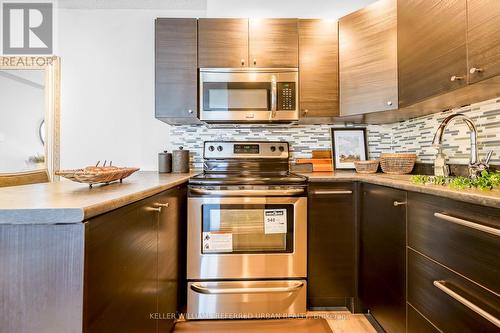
[199,68,299,123]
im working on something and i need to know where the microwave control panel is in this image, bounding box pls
[277,82,296,111]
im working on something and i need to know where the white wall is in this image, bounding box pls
[56,1,376,170]
[57,9,204,170]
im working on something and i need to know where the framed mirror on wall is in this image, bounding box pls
[0,56,60,187]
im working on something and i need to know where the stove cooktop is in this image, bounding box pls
[189,172,307,186]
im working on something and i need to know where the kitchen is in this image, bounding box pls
[0,0,499,333]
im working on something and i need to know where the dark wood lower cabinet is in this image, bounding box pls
[307,183,356,309]
[85,186,186,333]
[157,187,187,332]
[85,198,158,333]
[359,183,406,333]
[407,304,440,333]
[408,192,500,295]
[408,249,499,333]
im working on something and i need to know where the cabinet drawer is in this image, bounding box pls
[408,249,500,332]
[408,192,500,294]
[407,304,440,333]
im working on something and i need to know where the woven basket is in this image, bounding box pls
[354,160,379,174]
[380,153,416,174]
[56,166,139,187]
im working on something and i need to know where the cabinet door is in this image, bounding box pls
[360,183,406,333]
[85,199,158,333]
[155,186,187,332]
[198,18,249,68]
[308,183,355,308]
[339,0,398,116]
[467,0,500,84]
[155,18,199,124]
[398,0,467,107]
[249,19,298,68]
[298,19,339,119]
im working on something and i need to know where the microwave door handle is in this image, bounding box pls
[270,77,277,119]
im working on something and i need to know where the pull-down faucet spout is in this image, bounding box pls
[432,113,492,178]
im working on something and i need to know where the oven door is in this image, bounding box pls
[187,195,307,279]
[199,68,299,122]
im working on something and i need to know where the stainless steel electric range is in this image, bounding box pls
[186,141,308,320]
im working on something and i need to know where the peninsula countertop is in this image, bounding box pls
[301,171,500,209]
[0,171,197,224]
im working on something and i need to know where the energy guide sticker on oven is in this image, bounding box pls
[202,232,233,252]
[264,209,287,234]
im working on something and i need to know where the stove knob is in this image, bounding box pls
[270,146,276,152]
[279,146,285,152]
[217,146,223,152]
[208,146,215,152]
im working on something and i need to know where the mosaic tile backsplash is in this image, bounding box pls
[170,97,500,169]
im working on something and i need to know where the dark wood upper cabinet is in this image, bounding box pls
[467,0,500,84]
[360,183,406,333]
[248,19,298,68]
[339,0,398,117]
[298,19,339,120]
[198,18,249,68]
[398,0,468,107]
[155,18,200,125]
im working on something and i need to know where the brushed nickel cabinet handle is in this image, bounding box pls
[393,201,406,207]
[433,280,500,328]
[188,109,194,114]
[150,202,169,213]
[191,281,304,295]
[434,212,500,237]
[156,203,170,208]
[450,75,465,82]
[469,67,484,74]
[312,190,353,195]
[387,101,393,106]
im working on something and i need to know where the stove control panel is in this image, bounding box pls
[204,141,289,159]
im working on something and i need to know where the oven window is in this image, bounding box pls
[203,82,271,111]
[201,204,293,254]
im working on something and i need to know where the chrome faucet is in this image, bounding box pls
[432,113,491,178]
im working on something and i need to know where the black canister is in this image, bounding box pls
[172,147,190,173]
[158,151,172,173]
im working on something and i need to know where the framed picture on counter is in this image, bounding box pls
[331,128,367,169]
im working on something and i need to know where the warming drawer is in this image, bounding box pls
[186,280,307,320]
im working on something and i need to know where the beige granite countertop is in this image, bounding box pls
[301,171,500,209]
[0,171,197,224]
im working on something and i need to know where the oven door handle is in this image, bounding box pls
[190,281,304,295]
[190,188,305,196]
